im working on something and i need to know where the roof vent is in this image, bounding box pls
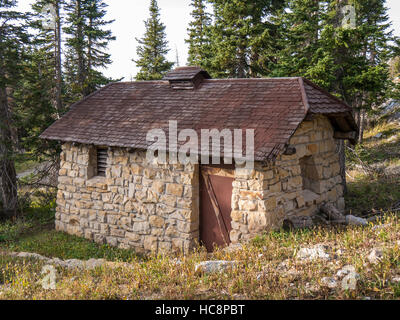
[163,66,211,90]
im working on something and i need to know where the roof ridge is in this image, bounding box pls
[302,78,352,111]
[113,77,302,85]
[205,77,301,81]
[298,77,310,113]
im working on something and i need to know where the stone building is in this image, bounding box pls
[41,67,358,254]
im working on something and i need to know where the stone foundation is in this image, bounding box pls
[55,115,344,253]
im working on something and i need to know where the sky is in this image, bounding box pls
[15,0,400,81]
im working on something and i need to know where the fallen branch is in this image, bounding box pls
[320,203,345,221]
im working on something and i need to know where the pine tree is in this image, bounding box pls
[186,0,212,68]
[274,0,393,191]
[134,0,174,80]
[273,0,325,81]
[322,0,392,143]
[64,0,115,100]
[13,46,62,171]
[83,0,116,95]
[207,0,285,78]
[31,0,64,118]
[0,0,28,217]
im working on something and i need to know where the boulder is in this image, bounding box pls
[296,244,330,261]
[194,261,238,274]
[345,215,368,226]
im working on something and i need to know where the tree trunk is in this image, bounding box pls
[76,0,86,98]
[0,85,18,218]
[358,109,366,144]
[54,0,63,118]
[337,139,347,195]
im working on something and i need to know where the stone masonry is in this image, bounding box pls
[230,115,344,243]
[55,115,344,253]
[56,147,200,254]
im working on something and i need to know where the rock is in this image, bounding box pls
[195,261,238,274]
[16,252,50,261]
[345,215,368,226]
[320,203,344,220]
[85,258,107,269]
[296,244,330,261]
[341,272,360,290]
[368,248,384,264]
[7,251,128,270]
[336,265,356,278]
[321,277,338,289]
[64,259,85,269]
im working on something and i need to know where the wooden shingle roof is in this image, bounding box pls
[41,71,357,161]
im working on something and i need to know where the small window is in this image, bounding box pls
[299,156,319,192]
[97,148,108,177]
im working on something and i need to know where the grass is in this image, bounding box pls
[0,119,399,300]
[345,120,400,214]
[0,214,399,300]
[345,174,400,215]
[0,206,138,262]
[1,231,138,262]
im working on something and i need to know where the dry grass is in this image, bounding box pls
[1,215,399,300]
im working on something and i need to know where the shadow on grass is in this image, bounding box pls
[346,174,400,215]
[0,206,145,263]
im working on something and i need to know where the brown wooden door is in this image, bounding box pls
[199,166,234,252]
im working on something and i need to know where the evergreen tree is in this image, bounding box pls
[207,0,285,78]
[31,0,64,118]
[64,0,115,100]
[275,0,392,139]
[134,0,174,80]
[274,0,393,191]
[273,0,326,81]
[186,0,212,68]
[0,0,28,217]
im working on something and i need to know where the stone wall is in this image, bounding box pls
[230,115,344,243]
[55,115,344,253]
[56,145,199,254]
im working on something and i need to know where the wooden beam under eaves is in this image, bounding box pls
[333,131,357,140]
